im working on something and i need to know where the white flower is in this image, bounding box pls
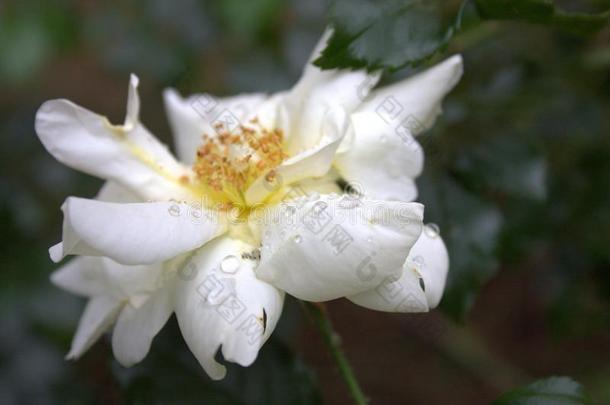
[36,31,462,379]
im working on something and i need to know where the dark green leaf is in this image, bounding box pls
[475,0,610,35]
[314,0,466,71]
[475,0,554,22]
[493,376,592,405]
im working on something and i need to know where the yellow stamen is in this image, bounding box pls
[192,118,287,210]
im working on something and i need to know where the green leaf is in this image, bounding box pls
[493,376,592,405]
[475,0,554,22]
[475,0,610,35]
[314,0,466,71]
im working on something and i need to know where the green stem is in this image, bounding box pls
[302,302,368,405]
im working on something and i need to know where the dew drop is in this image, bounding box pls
[220,255,240,274]
[424,223,440,238]
[380,135,388,144]
[413,255,425,267]
[167,204,181,217]
[293,234,302,244]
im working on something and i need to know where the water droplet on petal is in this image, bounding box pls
[293,234,302,244]
[412,255,425,267]
[220,255,240,274]
[424,223,440,238]
[380,135,388,144]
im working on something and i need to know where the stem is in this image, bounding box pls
[302,302,368,405]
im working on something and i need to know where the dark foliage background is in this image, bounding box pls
[0,0,609,404]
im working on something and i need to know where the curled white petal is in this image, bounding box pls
[355,55,463,137]
[255,195,424,301]
[51,197,225,265]
[112,286,174,367]
[66,295,122,360]
[174,237,284,380]
[35,75,193,202]
[348,227,449,311]
[335,115,424,201]
[281,29,380,154]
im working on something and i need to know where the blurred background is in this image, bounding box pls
[1,0,609,404]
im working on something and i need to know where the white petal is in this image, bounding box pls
[245,106,348,205]
[100,257,166,298]
[163,89,267,164]
[35,76,194,202]
[51,197,225,265]
[124,74,140,130]
[66,295,123,360]
[347,225,449,311]
[355,55,463,137]
[50,256,106,297]
[282,29,380,154]
[96,181,141,203]
[255,195,424,301]
[346,264,429,313]
[409,225,449,307]
[112,286,173,367]
[51,255,165,300]
[334,114,423,202]
[174,237,284,380]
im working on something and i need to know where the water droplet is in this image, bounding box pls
[424,223,440,238]
[380,135,388,144]
[220,255,240,274]
[366,236,373,243]
[284,206,296,217]
[293,234,302,244]
[168,204,181,217]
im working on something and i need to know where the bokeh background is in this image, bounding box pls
[1,0,609,404]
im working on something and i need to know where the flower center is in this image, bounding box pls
[191,117,287,210]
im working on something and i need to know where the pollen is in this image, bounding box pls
[192,117,287,209]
